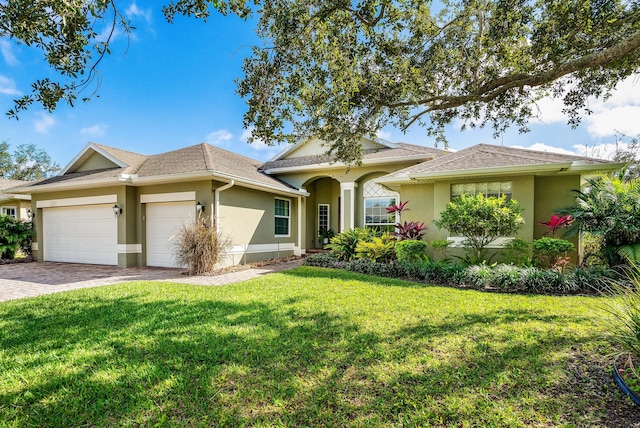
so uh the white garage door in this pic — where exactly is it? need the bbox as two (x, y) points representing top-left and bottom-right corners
(43, 205), (118, 265)
(146, 201), (194, 267)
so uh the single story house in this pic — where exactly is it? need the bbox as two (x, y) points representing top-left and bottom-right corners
(0, 179), (31, 220)
(11, 138), (623, 267)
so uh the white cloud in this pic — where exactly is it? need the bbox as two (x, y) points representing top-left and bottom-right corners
(34, 113), (56, 134)
(0, 75), (20, 96)
(0, 40), (18, 66)
(205, 129), (233, 145)
(508, 143), (578, 156)
(126, 2), (152, 24)
(571, 142), (630, 160)
(376, 130), (392, 140)
(531, 76), (640, 138)
(80, 124), (108, 137)
(240, 127), (280, 159)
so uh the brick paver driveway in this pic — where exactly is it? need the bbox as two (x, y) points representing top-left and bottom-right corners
(0, 259), (303, 302)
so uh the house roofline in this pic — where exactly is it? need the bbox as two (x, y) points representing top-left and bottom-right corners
(262, 153), (437, 175)
(59, 142), (129, 175)
(268, 135), (399, 162)
(10, 170), (309, 197)
(375, 161), (626, 184)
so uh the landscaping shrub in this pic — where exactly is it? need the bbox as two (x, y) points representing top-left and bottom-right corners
(303, 252), (339, 267)
(173, 216), (230, 275)
(462, 263), (494, 289)
(395, 239), (428, 263)
(435, 194), (524, 264)
(490, 263), (524, 290)
(355, 232), (396, 263)
(326, 228), (375, 261)
(0, 216), (32, 259)
(533, 237), (575, 269)
(386, 201), (427, 240)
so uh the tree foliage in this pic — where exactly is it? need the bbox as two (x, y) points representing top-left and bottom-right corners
(565, 175), (640, 266)
(4, 1), (640, 163)
(0, 141), (60, 181)
(435, 194), (524, 264)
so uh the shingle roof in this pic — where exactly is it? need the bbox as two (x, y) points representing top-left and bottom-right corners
(19, 143), (298, 192)
(260, 143), (445, 171)
(383, 144), (618, 179)
(0, 178), (29, 199)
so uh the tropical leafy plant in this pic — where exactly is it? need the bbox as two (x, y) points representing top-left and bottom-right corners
(326, 228), (376, 261)
(434, 194), (524, 264)
(385, 200), (427, 241)
(355, 232), (396, 263)
(564, 176), (640, 266)
(540, 214), (573, 236)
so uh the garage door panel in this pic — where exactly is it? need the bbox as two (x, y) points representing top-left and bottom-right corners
(146, 202), (194, 268)
(43, 205), (118, 265)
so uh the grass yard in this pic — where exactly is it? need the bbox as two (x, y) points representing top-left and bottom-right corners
(0, 266), (638, 427)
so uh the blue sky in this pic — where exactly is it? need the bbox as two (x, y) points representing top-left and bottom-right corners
(0, 1), (639, 168)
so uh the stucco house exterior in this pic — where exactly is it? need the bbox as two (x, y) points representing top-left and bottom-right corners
(0, 179), (31, 221)
(11, 138), (622, 268)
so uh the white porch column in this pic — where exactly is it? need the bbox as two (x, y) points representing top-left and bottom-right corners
(340, 182), (358, 232)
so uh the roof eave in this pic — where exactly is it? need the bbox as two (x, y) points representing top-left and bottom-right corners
(59, 142), (129, 175)
(262, 154), (437, 175)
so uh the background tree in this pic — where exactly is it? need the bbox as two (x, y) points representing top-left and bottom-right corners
(0, 141), (60, 181)
(434, 194), (524, 264)
(4, 1), (640, 163)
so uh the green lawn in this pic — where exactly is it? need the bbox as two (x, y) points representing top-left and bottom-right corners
(0, 267), (636, 426)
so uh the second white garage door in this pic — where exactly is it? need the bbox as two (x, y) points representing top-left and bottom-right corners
(42, 204), (118, 265)
(146, 201), (195, 267)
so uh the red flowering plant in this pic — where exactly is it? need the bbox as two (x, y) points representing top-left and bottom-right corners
(386, 201), (426, 240)
(540, 214), (573, 236)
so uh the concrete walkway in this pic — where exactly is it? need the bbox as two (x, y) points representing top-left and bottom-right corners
(0, 259), (304, 302)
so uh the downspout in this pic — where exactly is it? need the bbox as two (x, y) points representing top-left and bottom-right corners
(214, 180), (234, 228)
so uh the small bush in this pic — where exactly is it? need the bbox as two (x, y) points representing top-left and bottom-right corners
(304, 253), (339, 267)
(462, 264), (494, 289)
(0, 216), (32, 259)
(396, 240), (428, 263)
(533, 237), (575, 269)
(490, 264), (524, 290)
(355, 232), (396, 263)
(173, 217), (230, 275)
(326, 228), (375, 261)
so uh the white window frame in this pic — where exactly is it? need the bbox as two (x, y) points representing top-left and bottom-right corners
(274, 197), (291, 237)
(317, 204), (329, 236)
(1, 206), (17, 219)
(363, 197), (397, 231)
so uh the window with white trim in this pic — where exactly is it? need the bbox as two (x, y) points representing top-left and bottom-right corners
(274, 198), (290, 236)
(363, 180), (397, 232)
(1, 206), (17, 219)
(318, 204), (329, 236)
(451, 181), (512, 201)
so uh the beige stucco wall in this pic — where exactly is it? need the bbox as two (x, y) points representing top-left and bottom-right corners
(219, 185), (299, 265)
(534, 175), (581, 261)
(398, 175), (547, 261)
(75, 153), (118, 172)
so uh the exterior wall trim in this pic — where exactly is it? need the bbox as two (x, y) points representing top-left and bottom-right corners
(36, 194), (117, 208)
(140, 191), (196, 203)
(229, 242), (295, 255)
(117, 244), (142, 254)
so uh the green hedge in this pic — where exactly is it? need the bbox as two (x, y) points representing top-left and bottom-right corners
(303, 253), (617, 295)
